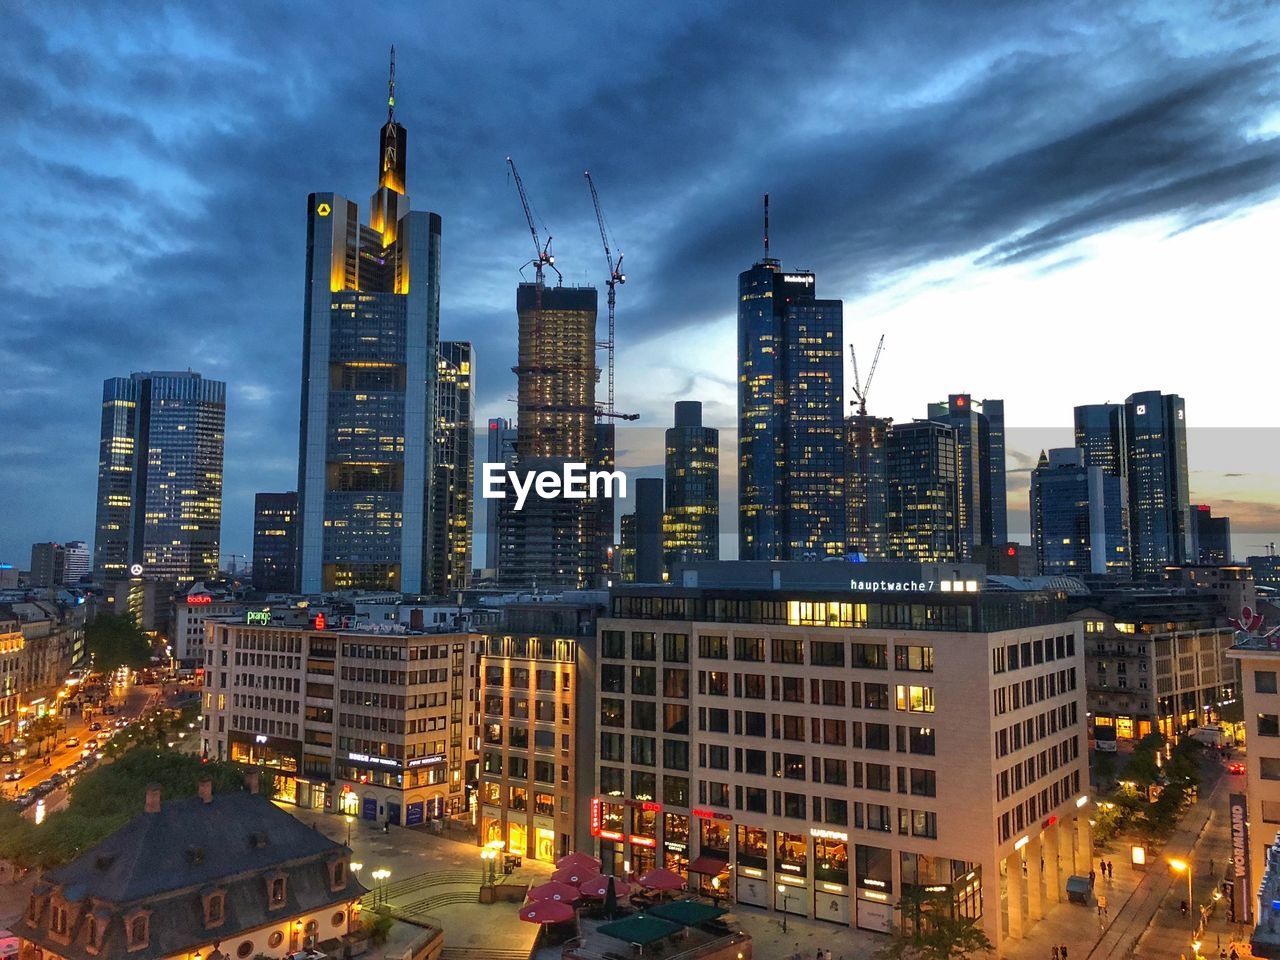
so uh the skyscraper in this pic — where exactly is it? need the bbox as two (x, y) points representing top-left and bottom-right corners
(1189, 504), (1231, 565)
(296, 52), (442, 593)
(93, 371), (226, 582)
(1124, 391), (1191, 576)
(484, 417), (517, 573)
(62, 541), (90, 585)
(29, 543), (64, 589)
(925, 395), (1003, 560)
(1073, 404), (1128, 478)
(632, 477), (665, 584)
(738, 255), (844, 560)
(497, 284), (612, 590)
(1029, 448), (1128, 576)
(663, 401), (719, 568)
(844, 413), (890, 560)
(252, 493), (299, 593)
(428, 341), (474, 596)
(885, 420), (958, 562)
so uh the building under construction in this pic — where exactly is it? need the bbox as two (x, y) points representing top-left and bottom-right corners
(495, 283), (615, 590)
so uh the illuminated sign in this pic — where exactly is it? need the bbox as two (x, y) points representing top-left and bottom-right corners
(692, 809), (733, 821)
(407, 754), (446, 768)
(850, 578), (979, 593)
(348, 752), (399, 769)
(1231, 793), (1252, 924)
(482, 463), (626, 511)
(316, 202), (331, 217)
(861, 878), (887, 889)
(810, 828), (849, 842)
(599, 830), (623, 841)
(629, 836), (657, 848)
(779, 863), (802, 873)
(782, 274), (814, 284)
(129, 563), (144, 577)
(246, 610), (271, 625)
(590, 798), (602, 837)
(254, 735), (268, 744)
(187, 595), (213, 605)
(312, 613), (327, 630)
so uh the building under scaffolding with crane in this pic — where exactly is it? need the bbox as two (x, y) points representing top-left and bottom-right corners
(845, 335), (891, 560)
(493, 160), (618, 590)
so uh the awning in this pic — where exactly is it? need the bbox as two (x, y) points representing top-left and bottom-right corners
(597, 914), (682, 946)
(687, 855), (729, 876)
(649, 899), (727, 927)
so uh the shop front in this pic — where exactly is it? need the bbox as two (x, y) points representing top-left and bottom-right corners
(690, 812), (731, 894)
(228, 732), (301, 803)
(735, 824), (769, 906)
(855, 844), (895, 932)
(663, 813), (690, 878)
(899, 854), (982, 932)
(812, 829), (850, 924)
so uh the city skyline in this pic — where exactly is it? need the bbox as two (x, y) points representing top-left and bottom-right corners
(4, 3), (1280, 565)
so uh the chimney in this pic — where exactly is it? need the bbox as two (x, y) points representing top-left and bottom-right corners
(197, 774), (213, 804)
(244, 770), (261, 795)
(144, 783), (162, 814)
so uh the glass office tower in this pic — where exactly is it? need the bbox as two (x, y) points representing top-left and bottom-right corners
(428, 341), (474, 596)
(925, 395), (1002, 561)
(297, 74), (442, 593)
(885, 419), (958, 562)
(1124, 391), (1191, 576)
(738, 261), (844, 560)
(663, 401), (719, 568)
(1030, 448), (1128, 575)
(252, 492), (299, 592)
(844, 413), (890, 560)
(94, 371), (225, 582)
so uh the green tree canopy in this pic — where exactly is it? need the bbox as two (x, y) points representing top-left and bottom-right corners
(84, 614), (154, 672)
(875, 888), (993, 960)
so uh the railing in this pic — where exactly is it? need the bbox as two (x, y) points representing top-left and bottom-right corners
(563, 930), (750, 960)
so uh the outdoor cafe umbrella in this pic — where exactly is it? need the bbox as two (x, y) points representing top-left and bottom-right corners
(551, 865), (601, 886)
(519, 900), (576, 924)
(636, 867), (685, 892)
(556, 851), (603, 873)
(527, 881), (582, 903)
(581, 874), (633, 898)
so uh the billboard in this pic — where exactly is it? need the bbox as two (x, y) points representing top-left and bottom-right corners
(1230, 793), (1252, 925)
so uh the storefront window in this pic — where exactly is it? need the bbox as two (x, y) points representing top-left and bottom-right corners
(774, 831), (807, 877)
(664, 813), (689, 845)
(814, 836), (849, 884)
(737, 825), (768, 869)
(602, 802), (624, 836)
(634, 808), (657, 839)
(632, 846), (656, 877)
(664, 847), (688, 877)
(856, 844), (893, 893)
(510, 787), (528, 812)
(534, 792), (554, 816)
(700, 819), (730, 856)
(481, 782), (501, 805)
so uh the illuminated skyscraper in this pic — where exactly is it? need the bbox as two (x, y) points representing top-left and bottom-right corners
(297, 50), (442, 593)
(844, 413), (891, 560)
(93, 371), (226, 582)
(1030, 448), (1128, 575)
(663, 401), (719, 568)
(885, 419), (958, 562)
(1123, 391), (1191, 576)
(252, 492), (299, 592)
(1189, 505), (1231, 565)
(738, 258), (845, 560)
(925, 395), (1004, 561)
(428, 341), (474, 596)
(484, 417), (517, 572)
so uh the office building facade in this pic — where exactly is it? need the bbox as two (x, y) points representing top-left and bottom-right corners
(663, 401), (719, 568)
(845, 414), (890, 561)
(738, 261), (845, 561)
(926, 395), (1002, 561)
(885, 420), (958, 562)
(428, 341), (475, 596)
(632, 478), (665, 584)
(297, 81), (442, 594)
(484, 418), (518, 573)
(203, 616), (481, 823)
(1190, 504), (1232, 565)
(252, 492), (299, 593)
(1030, 448), (1128, 576)
(93, 371), (226, 582)
(591, 565), (1090, 950)
(28, 543), (64, 589)
(62, 541), (90, 585)
(1124, 391), (1192, 576)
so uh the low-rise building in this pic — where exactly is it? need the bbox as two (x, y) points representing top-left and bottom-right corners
(478, 594), (605, 863)
(1072, 592), (1238, 746)
(172, 589), (247, 669)
(589, 562), (1091, 951)
(202, 612), (482, 825)
(0, 615), (22, 746)
(4, 600), (85, 705)
(17, 774), (367, 960)
(1163, 563), (1256, 618)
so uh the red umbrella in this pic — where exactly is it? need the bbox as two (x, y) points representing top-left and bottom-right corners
(556, 851), (603, 873)
(551, 866), (601, 886)
(637, 867), (686, 891)
(519, 899), (575, 924)
(528, 881), (582, 903)
(581, 874), (632, 898)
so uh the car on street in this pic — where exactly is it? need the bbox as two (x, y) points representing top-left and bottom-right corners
(3, 769), (22, 782)
(88, 721), (102, 731)
(49, 773), (66, 788)
(34, 780), (55, 796)
(65, 737), (79, 748)
(15, 792), (37, 810)
(0, 751), (13, 764)
(1229, 761), (1246, 775)
(84, 739), (99, 750)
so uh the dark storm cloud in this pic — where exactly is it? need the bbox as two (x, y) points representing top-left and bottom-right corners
(1, 0), (1278, 561)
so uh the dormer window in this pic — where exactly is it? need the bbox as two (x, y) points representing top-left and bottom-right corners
(126, 911), (150, 951)
(327, 857), (347, 892)
(268, 874), (287, 909)
(203, 889), (226, 928)
(50, 906), (68, 936)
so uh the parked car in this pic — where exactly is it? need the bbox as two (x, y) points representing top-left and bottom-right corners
(0, 751), (14, 764)
(65, 738), (79, 748)
(3, 768), (22, 782)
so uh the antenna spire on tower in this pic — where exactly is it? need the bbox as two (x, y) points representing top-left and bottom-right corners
(387, 45), (397, 123)
(763, 193), (770, 259)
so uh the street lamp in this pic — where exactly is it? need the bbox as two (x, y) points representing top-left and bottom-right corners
(480, 847), (497, 886)
(346, 815), (354, 846)
(1169, 858), (1193, 925)
(371, 868), (390, 904)
(776, 884), (792, 933)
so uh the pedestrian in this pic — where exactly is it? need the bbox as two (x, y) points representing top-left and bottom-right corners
(1089, 868), (1096, 888)
(1107, 859), (1114, 879)
(1052, 947), (1060, 960)
(1060, 945), (1068, 960)
(825, 951), (832, 960)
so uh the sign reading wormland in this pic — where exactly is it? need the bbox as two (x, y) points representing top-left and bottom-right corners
(481, 463), (626, 511)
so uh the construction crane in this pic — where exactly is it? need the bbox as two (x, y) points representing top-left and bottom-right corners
(506, 156), (561, 285)
(584, 170), (639, 422)
(849, 334), (885, 417)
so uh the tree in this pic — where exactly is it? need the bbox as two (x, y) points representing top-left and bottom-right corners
(25, 715), (65, 756)
(84, 614), (153, 672)
(875, 889), (993, 960)
(363, 908), (394, 946)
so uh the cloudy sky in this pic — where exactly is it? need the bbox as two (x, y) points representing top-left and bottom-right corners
(3, 0), (1279, 567)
